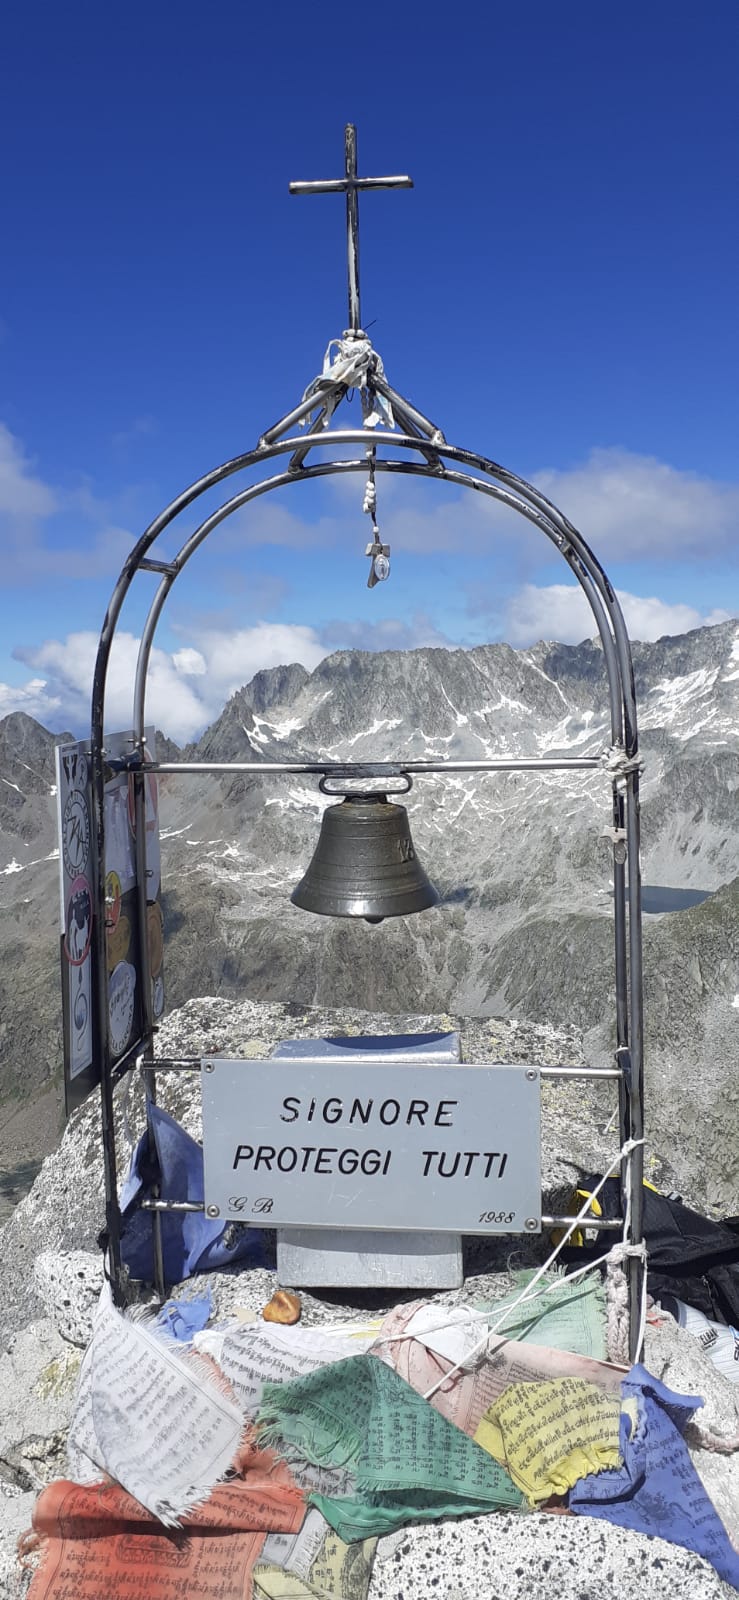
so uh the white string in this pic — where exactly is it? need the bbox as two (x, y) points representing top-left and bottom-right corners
(421, 1137), (645, 1402)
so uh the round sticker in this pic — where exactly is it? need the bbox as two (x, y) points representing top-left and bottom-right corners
(65, 877), (92, 966)
(108, 961), (136, 1056)
(62, 790), (91, 880)
(73, 989), (89, 1035)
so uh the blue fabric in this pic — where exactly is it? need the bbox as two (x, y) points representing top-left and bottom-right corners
(155, 1291), (214, 1341)
(120, 1103), (268, 1283)
(570, 1364), (739, 1591)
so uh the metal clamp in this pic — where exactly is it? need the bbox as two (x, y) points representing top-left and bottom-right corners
(319, 771), (413, 797)
(601, 825), (628, 863)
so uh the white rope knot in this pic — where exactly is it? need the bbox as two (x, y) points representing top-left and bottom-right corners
(606, 1241), (648, 1264)
(601, 745), (644, 785)
(301, 336), (395, 430)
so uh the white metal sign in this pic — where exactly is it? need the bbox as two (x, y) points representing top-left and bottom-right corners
(202, 1058), (541, 1233)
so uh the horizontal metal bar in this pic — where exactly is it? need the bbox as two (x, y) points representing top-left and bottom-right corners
(110, 1035), (147, 1084)
(138, 558), (179, 576)
(540, 1066), (622, 1080)
(138, 1199), (623, 1231)
(139, 1058), (201, 1071)
(146, 757), (603, 776)
(140, 1058), (622, 1079)
(289, 177), (413, 194)
(541, 1215), (623, 1231)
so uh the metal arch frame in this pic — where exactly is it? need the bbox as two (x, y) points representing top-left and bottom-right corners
(90, 408), (646, 1359)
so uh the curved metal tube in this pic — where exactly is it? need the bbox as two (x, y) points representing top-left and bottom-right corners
(89, 422), (644, 1353)
(92, 429), (637, 759)
(132, 454), (624, 749)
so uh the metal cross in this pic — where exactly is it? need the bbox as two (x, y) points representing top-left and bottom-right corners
(290, 124), (413, 334)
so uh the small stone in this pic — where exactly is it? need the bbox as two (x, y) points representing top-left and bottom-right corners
(262, 1289), (301, 1325)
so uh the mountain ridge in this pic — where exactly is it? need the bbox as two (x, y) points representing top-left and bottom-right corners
(1, 617), (737, 1214)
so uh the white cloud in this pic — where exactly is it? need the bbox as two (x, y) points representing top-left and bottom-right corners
(0, 421), (137, 583)
(0, 424), (58, 518)
(0, 677), (62, 723)
(220, 474), (521, 557)
(2, 613), (454, 742)
(172, 647), (207, 676)
(3, 587), (736, 744)
(321, 447), (739, 563)
(533, 448), (739, 559)
(3, 416), (736, 587)
(504, 583), (734, 647)
(7, 625), (331, 744)
(188, 624), (328, 704)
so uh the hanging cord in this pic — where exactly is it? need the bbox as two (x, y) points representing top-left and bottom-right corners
(300, 334), (395, 431)
(420, 1136), (646, 1403)
(363, 446), (390, 587)
(363, 448), (378, 525)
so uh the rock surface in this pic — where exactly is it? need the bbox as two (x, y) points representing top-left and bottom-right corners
(1, 996), (738, 1600)
(370, 1512), (737, 1600)
(0, 1320), (81, 1496)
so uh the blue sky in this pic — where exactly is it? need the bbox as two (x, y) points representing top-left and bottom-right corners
(1, 2), (737, 741)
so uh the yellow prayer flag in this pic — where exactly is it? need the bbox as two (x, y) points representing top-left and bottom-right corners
(474, 1378), (622, 1505)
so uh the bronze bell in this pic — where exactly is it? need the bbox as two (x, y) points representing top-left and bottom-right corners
(291, 793), (439, 924)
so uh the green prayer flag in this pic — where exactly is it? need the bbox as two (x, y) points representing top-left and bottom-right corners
(257, 1353), (522, 1542)
(478, 1269), (607, 1360)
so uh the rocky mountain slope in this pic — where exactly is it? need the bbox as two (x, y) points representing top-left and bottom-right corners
(0, 716), (70, 1213)
(1, 619), (738, 1214)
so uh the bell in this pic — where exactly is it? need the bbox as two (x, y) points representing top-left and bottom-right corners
(291, 793), (439, 923)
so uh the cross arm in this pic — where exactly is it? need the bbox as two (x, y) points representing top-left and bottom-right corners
(289, 177), (413, 194)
